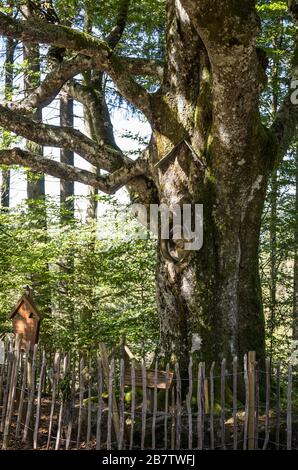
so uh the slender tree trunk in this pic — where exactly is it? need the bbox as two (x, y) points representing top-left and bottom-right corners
(22, 4), (49, 316)
(294, 145), (298, 339)
(268, 50), (280, 358)
(60, 90), (74, 221)
(269, 170), (277, 357)
(23, 29), (46, 212)
(1, 33), (15, 208)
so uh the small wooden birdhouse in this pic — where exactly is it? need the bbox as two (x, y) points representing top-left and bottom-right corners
(9, 288), (42, 350)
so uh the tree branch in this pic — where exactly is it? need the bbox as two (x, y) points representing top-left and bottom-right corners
(0, 103), (125, 171)
(9, 55), (93, 111)
(8, 55), (161, 114)
(123, 57), (163, 78)
(106, 0), (131, 49)
(0, 12), (155, 118)
(67, 79), (120, 149)
(0, 12), (111, 58)
(0, 147), (147, 194)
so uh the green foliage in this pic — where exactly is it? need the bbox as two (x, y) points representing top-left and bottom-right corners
(0, 197), (158, 355)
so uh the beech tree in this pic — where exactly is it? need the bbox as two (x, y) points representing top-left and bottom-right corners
(0, 0), (297, 368)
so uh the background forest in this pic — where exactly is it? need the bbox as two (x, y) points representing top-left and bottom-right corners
(0, 0), (297, 363)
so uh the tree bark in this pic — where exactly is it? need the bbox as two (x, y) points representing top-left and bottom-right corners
(1, 33), (15, 209)
(22, 5), (46, 211)
(149, 0), (268, 368)
(60, 90), (74, 221)
(294, 145), (298, 339)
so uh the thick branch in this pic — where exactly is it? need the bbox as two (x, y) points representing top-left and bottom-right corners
(0, 13), (111, 58)
(0, 103), (124, 171)
(0, 148), (147, 194)
(0, 13), (155, 117)
(9, 55), (161, 113)
(67, 80), (119, 149)
(9, 55), (93, 111)
(124, 57), (163, 78)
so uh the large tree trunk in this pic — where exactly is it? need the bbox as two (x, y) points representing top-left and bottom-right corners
(147, 0), (269, 368)
(153, 139), (267, 369)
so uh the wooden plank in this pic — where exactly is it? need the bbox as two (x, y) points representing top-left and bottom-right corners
(186, 356), (193, 450)
(107, 358), (114, 450)
(262, 357), (270, 450)
(243, 354), (248, 450)
(2, 335), (21, 449)
(124, 367), (173, 390)
(152, 361), (158, 450)
(33, 350), (46, 449)
(164, 363), (170, 450)
(86, 354), (92, 449)
(96, 357), (103, 450)
(47, 352), (60, 449)
(99, 343), (120, 446)
(255, 367), (259, 450)
(175, 363), (181, 450)
(119, 357), (125, 450)
(124, 345), (141, 368)
(0, 340), (7, 404)
(275, 361), (281, 450)
(22, 343), (38, 444)
(16, 341), (30, 439)
(170, 385), (176, 450)
(65, 358), (76, 450)
(220, 358), (226, 450)
(232, 356), (238, 450)
(287, 363), (292, 450)
(141, 359), (147, 450)
(0, 340), (13, 433)
(197, 362), (202, 450)
(210, 362), (215, 450)
(76, 356), (84, 449)
(248, 351), (256, 450)
(129, 359), (136, 450)
(201, 362), (206, 443)
(204, 379), (209, 414)
(55, 354), (67, 450)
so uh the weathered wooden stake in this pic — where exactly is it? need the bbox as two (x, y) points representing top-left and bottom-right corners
(129, 359), (136, 450)
(2, 335), (21, 449)
(33, 350), (46, 449)
(248, 351), (256, 450)
(287, 363), (292, 450)
(96, 357), (103, 450)
(186, 356), (193, 450)
(220, 358), (226, 450)
(164, 363), (170, 450)
(262, 357), (270, 450)
(141, 359), (147, 450)
(232, 356), (237, 450)
(210, 362), (215, 450)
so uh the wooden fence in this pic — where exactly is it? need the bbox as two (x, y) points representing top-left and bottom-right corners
(0, 336), (297, 450)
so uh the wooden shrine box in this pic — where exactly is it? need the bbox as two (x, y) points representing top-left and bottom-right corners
(9, 291), (42, 351)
